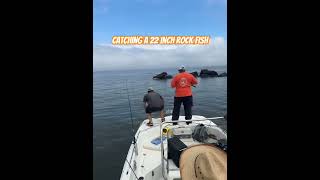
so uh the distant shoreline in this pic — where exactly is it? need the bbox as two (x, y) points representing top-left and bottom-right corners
(93, 65), (227, 73)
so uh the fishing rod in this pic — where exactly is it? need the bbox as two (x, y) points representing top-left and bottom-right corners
(206, 117), (224, 120)
(125, 80), (136, 144)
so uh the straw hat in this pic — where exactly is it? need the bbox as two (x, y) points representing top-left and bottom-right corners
(179, 144), (227, 180)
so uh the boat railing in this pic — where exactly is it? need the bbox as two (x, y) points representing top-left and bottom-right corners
(159, 117), (225, 180)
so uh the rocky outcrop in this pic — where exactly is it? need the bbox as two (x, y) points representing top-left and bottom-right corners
(199, 69), (218, 78)
(166, 75), (173, 79)
(152, 70), (226, 79)
(153, 72), (173, 80)
(218, 72), (227, 77)
(190, 71), (199, 77)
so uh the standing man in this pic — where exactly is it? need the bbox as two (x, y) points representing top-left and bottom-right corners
(143, 87), (165, 126)
(171, 66), (198, 125)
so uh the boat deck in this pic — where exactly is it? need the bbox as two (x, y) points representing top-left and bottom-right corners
(120, 115), (220, 180)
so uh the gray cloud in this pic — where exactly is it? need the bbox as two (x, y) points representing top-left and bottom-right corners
(93, 37), (227, 71)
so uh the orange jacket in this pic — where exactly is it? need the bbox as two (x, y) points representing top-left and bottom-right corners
(171, 72), (198, 97)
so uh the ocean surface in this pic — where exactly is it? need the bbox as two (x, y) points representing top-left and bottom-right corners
(93, 67), (227, 180)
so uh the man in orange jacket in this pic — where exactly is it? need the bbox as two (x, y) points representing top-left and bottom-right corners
(171, 66), (198, 125)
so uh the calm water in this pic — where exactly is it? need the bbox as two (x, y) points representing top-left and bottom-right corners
(93, 67), (227, 180)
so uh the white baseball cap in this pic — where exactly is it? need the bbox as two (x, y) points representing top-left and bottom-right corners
(178, 65), (185, 71)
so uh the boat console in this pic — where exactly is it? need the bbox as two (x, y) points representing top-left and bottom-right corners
(159, 118), (227, 180)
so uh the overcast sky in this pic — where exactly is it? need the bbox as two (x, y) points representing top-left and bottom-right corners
(94, 0), (227, 71)
(93, 37), (226, 71)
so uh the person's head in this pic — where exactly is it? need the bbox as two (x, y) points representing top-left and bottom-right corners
(178, 65), (186, 73)
(147, 87), (154, 93)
